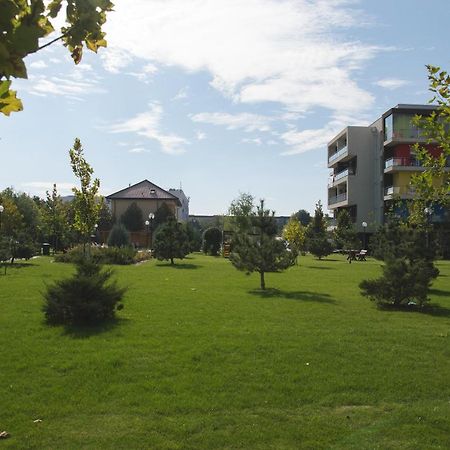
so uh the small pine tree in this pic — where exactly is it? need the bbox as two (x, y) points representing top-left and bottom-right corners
(120, 202), (144, 232)
(107, 223), (131, 248)
(153, 217), (190, 264)
(203, 227), (222, 255)
(154, 202), (175, 230)
(306, 201), (332, 259)
(230, 199), (295, 290)
(43, 259), (126, 325)
(360, 219), (439, 309)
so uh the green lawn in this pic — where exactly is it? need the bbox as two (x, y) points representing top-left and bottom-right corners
(1, 254), (450, 449)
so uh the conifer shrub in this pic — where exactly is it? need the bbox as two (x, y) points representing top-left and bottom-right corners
(43, 259), (126, 325)
(107, 223), (131, 248)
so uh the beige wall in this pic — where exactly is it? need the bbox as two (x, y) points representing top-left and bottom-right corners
(111, 199), (178, 223)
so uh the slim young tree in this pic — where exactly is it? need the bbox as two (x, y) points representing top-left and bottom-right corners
(230, 199), (295, 290)
(69, 138), (101, 256)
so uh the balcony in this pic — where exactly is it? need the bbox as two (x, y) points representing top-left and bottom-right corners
(328, 168), (354, 187)
(384, 185), (415, 200)
(328, 146), (348, 166)
(384, 128), (427, 146)
(328, 192), (348, 206)
(384, 157), (423, 173)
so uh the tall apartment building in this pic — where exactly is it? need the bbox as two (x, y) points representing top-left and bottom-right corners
(327, 104), (442, 232)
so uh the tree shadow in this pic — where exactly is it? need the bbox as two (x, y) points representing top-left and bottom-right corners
(429, 288), (450, 297)
(1, 261), (37, 269)
(248, 288), (335, 304)
(377, 303), (450, 318)
(60, 317), (129, 339)
(304, 266), (334, 270)
(155, 263), (201, 270)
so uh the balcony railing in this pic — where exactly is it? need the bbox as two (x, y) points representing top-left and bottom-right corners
(328, 146), (348, 164)
(328, 192), (347, 205)
(384, 186), (415, 197)
(384, 128), (425, 142)
(384, 157), (422, 169)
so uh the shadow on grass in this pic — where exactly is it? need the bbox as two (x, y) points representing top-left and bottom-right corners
(1, 262), (37, 272)
(248, 288), (335, 304)
(303, 265), (334, 270)
(429, 288), (450, 297)
(155, 263), (201, 270)
(377, 303), (450, 318)
(60, 317), (129, 339)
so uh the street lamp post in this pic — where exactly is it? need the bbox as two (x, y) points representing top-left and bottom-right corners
(145, 220), (150, 248)
(362, 221), (368, 250)
(424, 207), (433, 249)
(0, 205), (3, 232)
(148, 213), (155, 249)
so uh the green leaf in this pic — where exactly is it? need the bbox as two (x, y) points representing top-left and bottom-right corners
(0, 81), (24, 116)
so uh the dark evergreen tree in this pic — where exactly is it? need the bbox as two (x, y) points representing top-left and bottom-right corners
(120, 202), (144, 232)
(43, 259), (126, 325)
(153, 202), (175, 230)
(360, 219), (439, 309)
(107, 223), (131, 248)
(184, 222), (202, 252)
(230, 199), (295, 290)
(203, 227), (222, 255)
(153, 217), (190, 264)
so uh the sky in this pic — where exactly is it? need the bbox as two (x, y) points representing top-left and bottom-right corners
(1, 0), (449, 215)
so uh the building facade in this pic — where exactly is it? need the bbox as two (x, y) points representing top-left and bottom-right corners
(168, 188), (190, 222)
(327, 104), (444, 232)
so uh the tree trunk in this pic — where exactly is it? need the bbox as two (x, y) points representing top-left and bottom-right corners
(260, 271), (265, 290)
(171, 257), (174, 265)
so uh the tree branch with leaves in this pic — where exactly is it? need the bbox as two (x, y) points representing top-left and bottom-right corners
(0, 0), (114, 116)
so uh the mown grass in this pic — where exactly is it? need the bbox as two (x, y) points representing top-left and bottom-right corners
(1, 254), (450, 449)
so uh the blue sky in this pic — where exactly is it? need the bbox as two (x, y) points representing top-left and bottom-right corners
(1, 0), (449, 215)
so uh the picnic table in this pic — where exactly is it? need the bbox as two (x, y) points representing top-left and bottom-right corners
(347, 249), (367, 263)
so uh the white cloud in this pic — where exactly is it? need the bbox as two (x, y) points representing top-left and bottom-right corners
(374, 78), (410, 90)
(103, 0), (377, 114)
(128, 147), (150, 154)
(29, 60), (48, 69)
(107, 103), (188, 154)
(241, 137), (262, 146)
(191, 112), (274, 132)
(280, 113), (370, 155)
(21, 182), (75, 197)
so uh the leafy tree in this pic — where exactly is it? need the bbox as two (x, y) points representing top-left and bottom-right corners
(0, 191), (23, 237)
(282, 217), (305, 261)
(42, 184), (67, 251)
(153, 217), (190, 265)
(334, 209), (359, 250)
(230, 199), (295, 290)
(69, 138), (101, 255)
(228, 192), (255, 233)
(153, 202), (175, 230)
(1, 0), (114, 116)
(203, 227), (222, 256)
(43, 259), (125, 325)
(409, 65), (450, 226)
(107, 223), (131, 248)
(293, 209), (312, 226)
(120, 202), (144, 232)
(306, 201), (332, 259)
